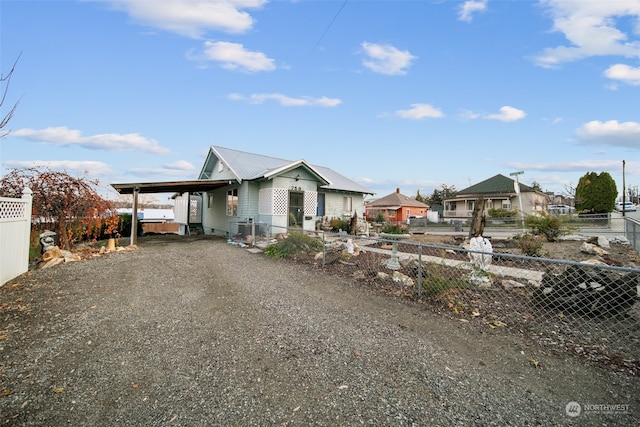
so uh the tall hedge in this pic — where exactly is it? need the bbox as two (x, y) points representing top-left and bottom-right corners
(575, 171), (617, 213)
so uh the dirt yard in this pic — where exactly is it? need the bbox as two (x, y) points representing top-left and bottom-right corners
(1, 234), (638, 426)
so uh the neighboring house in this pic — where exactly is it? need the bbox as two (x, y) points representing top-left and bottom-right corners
(443, 174), (547, 221)
(365, 188), (429, 224)
(170, 146), (374, 237)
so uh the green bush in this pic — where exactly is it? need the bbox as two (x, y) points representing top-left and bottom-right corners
(264, 232), (323, 259)
(422, 263), (468, 296)
(381, 224), (408, 234)
(329, 218), (351, 234)
(514, 233), (545, 257)
(524, 212), (566, 242)
(117, 213), (143, 237)
(375, 212), (386, 223)
(488, 208), (517, 218)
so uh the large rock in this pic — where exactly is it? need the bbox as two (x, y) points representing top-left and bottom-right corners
(41, 246), (62, 261)
(580, 242), (608, 257)
(533, 264), (638, 317)
(39, 246), (81, 269)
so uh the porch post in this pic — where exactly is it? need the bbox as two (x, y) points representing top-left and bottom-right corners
(131, 187), (139, 246)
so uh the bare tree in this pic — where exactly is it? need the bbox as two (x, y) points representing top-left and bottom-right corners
(0, 52), (22, 137)
(562, 183), (577, 206)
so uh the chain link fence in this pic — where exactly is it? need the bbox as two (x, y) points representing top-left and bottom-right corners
(248, 226), (640, 372)
(625, 216), (640, 255)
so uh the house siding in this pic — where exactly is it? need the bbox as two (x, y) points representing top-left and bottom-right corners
(206, 158), (237, 181)
(202, 186), (231, 236)
(324, 192), (364, 219)
(197, 152), (371, 236)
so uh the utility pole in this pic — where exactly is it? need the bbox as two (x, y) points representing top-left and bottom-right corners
(622, 160), (626, 217)
(510, 171), (525, 233)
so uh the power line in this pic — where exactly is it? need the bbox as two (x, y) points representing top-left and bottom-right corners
(311, 0), (348, 53)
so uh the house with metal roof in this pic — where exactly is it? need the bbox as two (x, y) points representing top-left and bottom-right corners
(442, 174), (547, 222)
(171, 146), (374, 237)
(365, 188), (429, 224)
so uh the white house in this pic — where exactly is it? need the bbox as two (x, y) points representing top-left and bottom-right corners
(443, 174), (547, 221)
(113, 146), (373, 241)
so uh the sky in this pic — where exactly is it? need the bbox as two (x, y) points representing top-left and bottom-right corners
(1, 0), (639, 204)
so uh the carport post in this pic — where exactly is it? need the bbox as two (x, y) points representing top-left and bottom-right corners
(131, 187), (139, 246)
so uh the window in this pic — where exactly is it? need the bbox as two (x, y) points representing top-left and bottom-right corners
(208, 193), (214, 208)
(343, 196), (353, 214)
(218, 161), (224, 172)
(316, 193), (325, 216)
(226, 188), (238, 216)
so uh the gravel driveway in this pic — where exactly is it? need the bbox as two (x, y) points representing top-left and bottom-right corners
(1, 235), (638, 426)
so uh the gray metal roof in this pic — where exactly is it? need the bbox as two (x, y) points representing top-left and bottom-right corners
(208, 146), (373, 195)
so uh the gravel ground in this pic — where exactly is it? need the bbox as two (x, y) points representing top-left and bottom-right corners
(1, 234), (638, 426)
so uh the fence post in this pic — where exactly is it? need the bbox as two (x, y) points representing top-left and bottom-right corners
(22, 187), (33, 266)
(322, 232), (326, 268)
(417, 244), (422, 297)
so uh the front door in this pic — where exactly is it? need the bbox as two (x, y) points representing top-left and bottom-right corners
(288, 191), (304, 228)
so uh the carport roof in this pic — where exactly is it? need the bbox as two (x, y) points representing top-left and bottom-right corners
(111, 180), (229, 195)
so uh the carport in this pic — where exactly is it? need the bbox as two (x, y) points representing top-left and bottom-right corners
(111, 180), (229, 245)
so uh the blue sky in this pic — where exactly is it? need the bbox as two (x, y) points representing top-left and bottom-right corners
(1, 0), (639, 203)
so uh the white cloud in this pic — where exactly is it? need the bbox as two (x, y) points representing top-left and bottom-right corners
(458, 0), (488, 22)
(604, 63), (640, 86)
(508, 160), (626, 172)
(227, 93), (342, 107)
(576, 120), (640, 148)
(458, 109), (482, 121)
(361, 42), (416, 75)
(94, 0), (267, 38)
(164, 160), (195, 171)
(533, 0), (640, 67)
(190, 41), (276, 72)
(485, 106), (526, 122)
(125, 160), (196, 177)
(10, 127), (171, 154)
(127, 167), (192, 177)
(394, 103), (444, 120)
(2, 160), (113, 176)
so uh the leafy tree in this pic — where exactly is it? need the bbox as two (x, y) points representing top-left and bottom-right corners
(415, 189), (427, 204)
(575, 171), (617, 213)
(530, 181), (542, 192)
(426, 184), (457, 205)
(0, 167), (118, 249)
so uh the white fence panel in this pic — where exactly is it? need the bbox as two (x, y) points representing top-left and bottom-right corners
(0, 188), (33, 285)
(174, 193), (189, 224)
